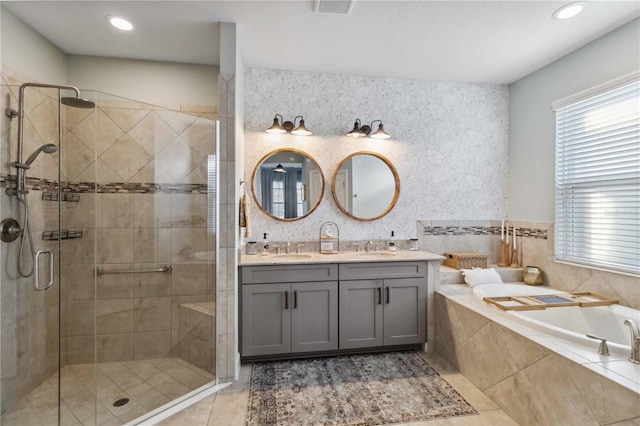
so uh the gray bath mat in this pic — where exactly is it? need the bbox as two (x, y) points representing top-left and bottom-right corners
(245, 351), (478, 425)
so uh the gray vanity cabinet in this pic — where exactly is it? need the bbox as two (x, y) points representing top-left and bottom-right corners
(382, 277), (427, 345)
(291, 281), (338, 353)
(241, 264), (339, 357)
(242, 283), (291, 356)
(338, 262), (427, 349)
(338, 280), (384, 348)
(241, 261), (427, 358)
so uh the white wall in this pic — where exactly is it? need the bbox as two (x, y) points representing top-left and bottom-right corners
(0, 6), (67, 83)
(67, 56), (219, 106)
(245, 68), (509, 242)
(508, 18), (640, 222)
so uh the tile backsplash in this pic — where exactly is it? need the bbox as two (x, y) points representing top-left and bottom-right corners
(422, 218), (639, 309)
(243, 68), (509, 242)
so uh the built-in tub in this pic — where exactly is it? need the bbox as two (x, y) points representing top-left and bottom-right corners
(473, 283), (640, 353)
(436, 283), (640, 425)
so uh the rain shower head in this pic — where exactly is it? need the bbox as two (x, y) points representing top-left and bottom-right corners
(25, 144), (58, 166)
(61, 97), (95, 109)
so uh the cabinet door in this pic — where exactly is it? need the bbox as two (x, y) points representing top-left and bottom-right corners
(291, 282), (338, 353)
(383, 277), (427, 346)
(339, 280), (383, 349)
(241, 283), (291, 357)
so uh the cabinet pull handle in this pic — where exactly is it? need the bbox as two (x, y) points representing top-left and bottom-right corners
(378, 287), (382, 305)
(386, 287), (390, 304)
(294, 290), (298, 309)
(284, 291), (289, 310)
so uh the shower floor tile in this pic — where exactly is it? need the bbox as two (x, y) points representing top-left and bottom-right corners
(2, 358), (214, 426)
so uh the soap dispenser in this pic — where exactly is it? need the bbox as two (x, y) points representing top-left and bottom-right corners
(261, 233), (270, 255)
(388, 231), (397, 252)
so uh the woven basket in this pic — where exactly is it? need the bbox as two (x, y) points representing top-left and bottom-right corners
(444, 251), (488, 269)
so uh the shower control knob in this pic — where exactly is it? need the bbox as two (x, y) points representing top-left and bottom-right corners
(1, 218), (23, 243)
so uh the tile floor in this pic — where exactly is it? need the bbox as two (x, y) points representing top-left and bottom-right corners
(1, 358), (214, 426)
(159, 352), (520, 426)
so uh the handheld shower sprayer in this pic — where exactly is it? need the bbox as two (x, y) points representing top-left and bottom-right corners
(4, 82), (94, 278)
(24, 144), (58, 167)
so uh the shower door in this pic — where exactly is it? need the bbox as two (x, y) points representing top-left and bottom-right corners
(1, 82), (217, 425)
(0, 82), (98, 425)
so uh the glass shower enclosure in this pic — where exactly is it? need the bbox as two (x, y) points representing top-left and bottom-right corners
(0, 79), (218, 425)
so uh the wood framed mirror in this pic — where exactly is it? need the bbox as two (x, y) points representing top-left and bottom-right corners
(251, 148), (324, 221)
(331, 151), (400, 221)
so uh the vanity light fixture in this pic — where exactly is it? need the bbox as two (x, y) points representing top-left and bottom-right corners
(552, 2), (585, 20)
(346, 119), (391, 139)
(265, 114), (312, 136)
(107, 15), (134, 31)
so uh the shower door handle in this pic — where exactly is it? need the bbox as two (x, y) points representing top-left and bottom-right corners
(34, 249), (54, 291)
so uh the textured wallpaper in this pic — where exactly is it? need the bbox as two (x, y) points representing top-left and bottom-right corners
(244, 68), (509, 243)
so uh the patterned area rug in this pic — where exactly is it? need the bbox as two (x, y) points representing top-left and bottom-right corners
(245, 351), (478, 425)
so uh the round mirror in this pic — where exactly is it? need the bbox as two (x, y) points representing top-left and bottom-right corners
(332, 151), (400, 221)
(252, 148), (324, 221)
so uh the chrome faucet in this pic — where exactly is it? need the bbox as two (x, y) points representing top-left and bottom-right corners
(623, 319), (640, 364)
(365, 240), (374, 253)
(350, 242), (362, 253)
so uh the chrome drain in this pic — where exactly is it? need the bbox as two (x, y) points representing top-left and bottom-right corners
(113, 398), (129, 407)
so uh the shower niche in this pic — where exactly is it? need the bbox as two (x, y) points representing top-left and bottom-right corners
(0, 79), (219, 425)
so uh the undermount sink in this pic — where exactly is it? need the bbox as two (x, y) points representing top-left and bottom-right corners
(355, 251), (397, 257)
(274, 254), (313, 259)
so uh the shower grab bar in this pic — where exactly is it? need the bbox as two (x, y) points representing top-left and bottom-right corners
(95, 265), (172, 276)
(34, 249), (54, 291)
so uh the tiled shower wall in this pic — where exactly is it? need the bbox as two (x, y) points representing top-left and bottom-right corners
(0, 68), (218, 411)
(419, 218), (639, 309)
(59, 90), (218, 366)
(61, 191), (216, 365)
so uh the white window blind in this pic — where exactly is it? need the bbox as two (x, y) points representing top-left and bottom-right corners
(554, 77), (640, 275)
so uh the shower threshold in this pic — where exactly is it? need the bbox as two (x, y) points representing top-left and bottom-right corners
(2, 358), (214, 426)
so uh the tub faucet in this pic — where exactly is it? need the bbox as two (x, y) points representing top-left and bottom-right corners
(586, 334), (610, 356)
(623, 319), (640, 364)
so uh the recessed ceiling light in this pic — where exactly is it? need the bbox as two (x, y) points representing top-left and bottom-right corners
(552, 2), (585, 20)
(107, 15), (134, 31)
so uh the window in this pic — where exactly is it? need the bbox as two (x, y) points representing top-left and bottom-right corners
(553, 73), (640, 275)
(271, 178), (285, 218)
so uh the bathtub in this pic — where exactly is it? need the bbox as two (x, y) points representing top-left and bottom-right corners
(473, 283), (640, 353)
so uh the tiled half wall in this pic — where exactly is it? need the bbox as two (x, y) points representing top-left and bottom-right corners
(420, 219), (638, 309)
(434, 292), (640, 425)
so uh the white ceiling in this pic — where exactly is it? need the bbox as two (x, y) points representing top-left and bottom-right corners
(3, 1), (639, 84)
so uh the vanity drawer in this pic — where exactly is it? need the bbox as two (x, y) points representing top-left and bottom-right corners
(241, 264), (338, 284)
(339, 261), (426, 280)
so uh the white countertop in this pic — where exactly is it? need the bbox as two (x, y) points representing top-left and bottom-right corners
(240, 250), (444, 266)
